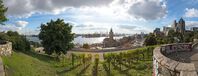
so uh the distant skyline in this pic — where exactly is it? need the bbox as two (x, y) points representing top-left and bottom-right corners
(1, 0), (198, 35)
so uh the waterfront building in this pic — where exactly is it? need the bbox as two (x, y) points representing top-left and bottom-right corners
(103, 28), (118, 47)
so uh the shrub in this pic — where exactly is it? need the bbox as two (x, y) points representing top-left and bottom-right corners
(0, 31), (30, 51)
(82, 43), (90, 49)
(135, 63), (147, 70)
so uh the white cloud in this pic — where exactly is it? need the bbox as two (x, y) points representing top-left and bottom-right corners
(128, 0), (167, 20)
(3, 0), (114, 18)
(184, 8), (198, 17)
(0, 20), (28, 34)
(72, 23), (111, 34)
(0, 25), (24, 34)
(186, 21), (198, 27)
(2, 0), (168, 34)
(117, 25), (137, 30)
(0, 25), (19, 32)
(69, 7), (132, 25)
(3, 0), (167, 20)
(75, 24), (94, 28)
(15, 21), (28, 28)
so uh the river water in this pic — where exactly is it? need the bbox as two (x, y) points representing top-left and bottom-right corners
(26, 36), (123, 45)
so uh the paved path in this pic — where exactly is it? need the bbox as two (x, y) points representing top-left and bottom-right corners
(190, 47), (198, 72)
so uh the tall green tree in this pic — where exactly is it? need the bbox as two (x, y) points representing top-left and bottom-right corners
(39, 19), (74, 55)
(0, 0), (8, 24)
(184, 32), (194, 42)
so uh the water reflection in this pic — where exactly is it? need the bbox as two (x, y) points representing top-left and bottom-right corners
(26, 36), (123, 45)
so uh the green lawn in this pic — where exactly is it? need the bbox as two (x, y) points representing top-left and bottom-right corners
(2, 52), (56, 76)
(1, 50), (153, 76)
(1, 51), (89, 76)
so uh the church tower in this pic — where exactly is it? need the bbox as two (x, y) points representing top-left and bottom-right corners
(109, 28), (114, 40)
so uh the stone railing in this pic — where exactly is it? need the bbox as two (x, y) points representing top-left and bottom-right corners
(0, 41), (12, 56)
(153, 43), (197, 76)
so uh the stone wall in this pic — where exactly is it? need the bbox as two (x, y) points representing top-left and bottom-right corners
(153, 43), (197, 76)
(0, 57), (4, 76)
(194, 39), (198, 43)
(0, 41), (12, 76)
(0, 41), (12, 56)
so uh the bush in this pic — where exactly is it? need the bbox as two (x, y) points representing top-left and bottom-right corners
(135, 63), (147, 70)
(144, 34), (157, 46)
(82, 43), (90, 49)
(0, 31), (30, 51)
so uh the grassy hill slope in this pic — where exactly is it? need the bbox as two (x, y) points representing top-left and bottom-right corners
(2, 52), (56, 76)
(0, 46), (155, 76)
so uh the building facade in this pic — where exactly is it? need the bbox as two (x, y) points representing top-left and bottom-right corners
(109, 28), (114, 40)
(172, 18), (185, 34)
(163, 26), (172, 36)
(191, 27), (198, 31)
(103, 28), (118, 47)
(163, 18), (186, 36)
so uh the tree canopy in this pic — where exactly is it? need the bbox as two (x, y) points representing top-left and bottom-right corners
(0, 0), (8, 24)
(144, 34), (157, 46)
(144, 30), (198, 46)
(0, 31), (30, 51)
(82, 43), (90, 49)
(39, 19), (74, 55)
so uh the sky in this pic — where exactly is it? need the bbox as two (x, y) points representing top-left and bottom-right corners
(1, 0), (198, 35)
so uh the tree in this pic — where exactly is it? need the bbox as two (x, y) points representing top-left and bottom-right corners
(39, 19), (74, 55)
(0, 0), (8, 24)
(0, 32), (8, 43)
(82, 43), (90, 49)
(0, 31), (30, 51)
(144, 34), (157, 46)
(0, 0), (8, 44)
(193, 33), (198, 39)
(184, 32), (194, 42)
(166, 30), (184, 43)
